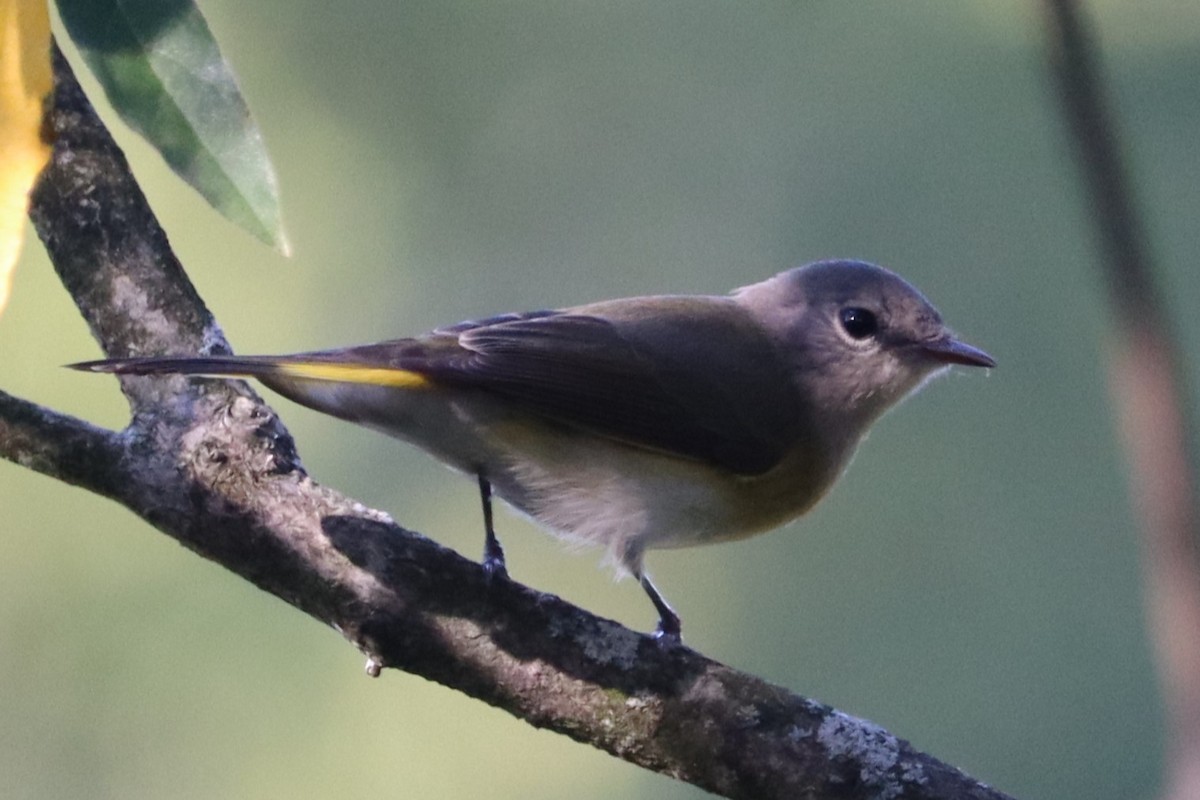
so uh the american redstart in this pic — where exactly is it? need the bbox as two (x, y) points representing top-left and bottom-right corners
(72, 259), (994, 640)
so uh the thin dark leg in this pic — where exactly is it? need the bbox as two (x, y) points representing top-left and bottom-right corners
(478, 474), (508, 581)
(639, 572), (682, 644)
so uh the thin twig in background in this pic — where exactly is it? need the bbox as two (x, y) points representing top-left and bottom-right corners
(1040, 2), (1200, 797)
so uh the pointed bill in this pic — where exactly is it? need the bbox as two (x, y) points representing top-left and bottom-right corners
(922, 336), (996, 368)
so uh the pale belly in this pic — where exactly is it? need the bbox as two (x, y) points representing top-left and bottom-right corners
(261, 375), (846, 574)
(481, 416), (844, 573)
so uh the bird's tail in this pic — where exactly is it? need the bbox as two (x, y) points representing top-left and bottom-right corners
(67, 355), (287, 379)
(68, 354), (433, 392)
(72, 352), (437, 434)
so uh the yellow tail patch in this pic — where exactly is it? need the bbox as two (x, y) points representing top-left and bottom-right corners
(276, 363), (432, 389)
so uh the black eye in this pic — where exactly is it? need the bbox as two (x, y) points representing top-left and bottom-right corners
(839, 307), (878, 340)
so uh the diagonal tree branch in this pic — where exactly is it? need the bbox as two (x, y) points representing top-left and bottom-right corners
(0, 389), (123, 494)
(1, 42), (1016, 800)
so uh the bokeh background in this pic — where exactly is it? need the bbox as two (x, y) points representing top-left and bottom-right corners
(3, 1), (1198, 797)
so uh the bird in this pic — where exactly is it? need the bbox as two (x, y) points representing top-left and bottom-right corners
(71, 259), (994, 641)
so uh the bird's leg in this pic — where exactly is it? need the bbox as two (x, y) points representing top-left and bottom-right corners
(638, 572), (682, 645)
(478, 474), (508, 582)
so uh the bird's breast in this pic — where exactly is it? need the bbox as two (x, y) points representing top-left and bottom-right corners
(480, 416), (848, 561)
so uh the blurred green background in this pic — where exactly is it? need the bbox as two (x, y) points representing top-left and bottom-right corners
(3, 1), (1197, 797)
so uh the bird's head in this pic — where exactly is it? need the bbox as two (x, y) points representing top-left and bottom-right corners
(735, 259), (994, 439)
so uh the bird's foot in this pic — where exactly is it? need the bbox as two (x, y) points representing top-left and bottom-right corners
(651, 613), (683, 649)
(482, 538), (509, 585)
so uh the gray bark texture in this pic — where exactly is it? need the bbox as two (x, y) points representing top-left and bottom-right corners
(0, 44), (1016, 800)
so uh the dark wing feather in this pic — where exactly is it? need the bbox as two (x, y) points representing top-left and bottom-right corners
(323, 304), (805, 475)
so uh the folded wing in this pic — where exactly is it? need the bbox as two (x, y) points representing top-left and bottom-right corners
(347, 303), (806, 476)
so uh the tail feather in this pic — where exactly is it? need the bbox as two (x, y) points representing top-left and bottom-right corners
(67, 355), (286, 378)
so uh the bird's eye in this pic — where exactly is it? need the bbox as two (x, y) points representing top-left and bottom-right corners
(838, 307), (878, 340)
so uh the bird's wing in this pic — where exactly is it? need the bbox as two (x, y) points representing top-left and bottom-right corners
(326, 301), (806, 476)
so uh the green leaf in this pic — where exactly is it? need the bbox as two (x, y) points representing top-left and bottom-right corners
(57, 0), (290, 254)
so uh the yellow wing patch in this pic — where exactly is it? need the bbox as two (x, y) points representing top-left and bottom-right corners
(276, 362), (432, 389)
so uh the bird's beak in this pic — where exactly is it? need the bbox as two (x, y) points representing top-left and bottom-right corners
(922, 336), (996, 368)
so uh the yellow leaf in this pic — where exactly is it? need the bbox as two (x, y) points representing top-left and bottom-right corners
(0, 0), (52, 318)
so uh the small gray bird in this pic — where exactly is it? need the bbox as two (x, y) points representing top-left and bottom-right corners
(73, 259), (994, 640)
